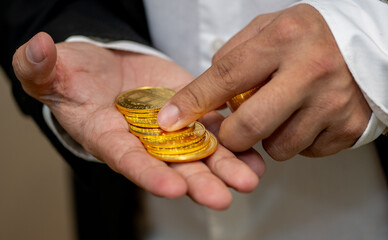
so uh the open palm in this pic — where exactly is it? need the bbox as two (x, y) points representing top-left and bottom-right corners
(12, 32), (265, 210)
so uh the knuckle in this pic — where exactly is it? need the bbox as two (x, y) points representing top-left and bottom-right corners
(300, 128), (354, 158)
(237, 107), (268, 140)
(340, 123), (365, 143)
(250, 12), (277, 33)
(212, 51), (223, 64)
(214, 60), (234, 85)
(303, 51), (343, 81)
(184, 88), (206, 114)
(270, 14), (307, 44)
(252, 13), (271, 24)
(212, 58), (240, 94)
(180, 85), (208, 115)
(300, 145), (323, 158)
(263, 133), (300, 161)
(322, 96), (348, 115)
(262, 141), (289, 161)
(324, 94), (356, 123)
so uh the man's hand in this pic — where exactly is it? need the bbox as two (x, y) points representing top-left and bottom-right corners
(12, 32), (265, 210)
(157, 4), (372, 160)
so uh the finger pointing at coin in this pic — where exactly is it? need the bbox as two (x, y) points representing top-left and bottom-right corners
(158, 5), (371, 160)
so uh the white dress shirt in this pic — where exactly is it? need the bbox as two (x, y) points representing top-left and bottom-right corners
(44, 0), (388, 239)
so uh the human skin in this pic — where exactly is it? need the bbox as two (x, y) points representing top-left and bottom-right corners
(12, 32), (265, 210)
(158, 4), (372, 160)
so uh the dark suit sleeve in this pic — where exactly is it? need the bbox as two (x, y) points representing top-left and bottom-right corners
(375, 135), (388, 178)
(0, 1), (150, 239)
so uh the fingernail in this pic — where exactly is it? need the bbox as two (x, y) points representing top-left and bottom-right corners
(158, 104), (180, 130)
(26, 35), (46, 63)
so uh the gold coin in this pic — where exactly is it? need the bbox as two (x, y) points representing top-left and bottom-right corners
(129, 122), (195, 138)
(128, 124), (164, 137)
(126, 121), (160, 128)
(139, 123), (195, 143)
(227, 86), (260, 112)
(140, 122), (205, 143)
(116, 87), (176, 111)
(116, 104), (160, 116)
(144, 132), (207, 150)
(125, 115), (158, 125)
(117, 106), (159, 117)
(127, 112), (159, 119)
(125, 115), (160, 128)
(143, 132), (204, 148)
(145, 132), (208, 154)
(147, 133), (218, 162)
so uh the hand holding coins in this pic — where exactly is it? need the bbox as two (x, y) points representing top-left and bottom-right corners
(12, 32), (261, 209)
(115, 87), (217, 162)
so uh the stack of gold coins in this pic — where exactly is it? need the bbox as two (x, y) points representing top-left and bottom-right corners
(115, 87), (217, 162)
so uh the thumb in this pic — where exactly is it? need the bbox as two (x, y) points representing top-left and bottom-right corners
(12, 32), (57, 100)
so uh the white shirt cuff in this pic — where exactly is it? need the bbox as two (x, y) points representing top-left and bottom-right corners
(65, 35), (171, 60)
(351, 113), (387, 149)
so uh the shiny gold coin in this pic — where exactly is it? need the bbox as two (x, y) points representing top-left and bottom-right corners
(140, 122), (205, 143)
(116, 87), (176, 111)
(125, 115), (159, 128)
(147, 133), (218, 162)
(125, 115), (158, 125)
(127, 112), (159, 118)
(126, 121), (160, 128)
(227, 86), (260, 112)
(129, 122), (195, 138)
(128, 124), (164, 137)
(143, 132), (204, 148)
(116, 104), (160, 116)
(144, 132), (207, 150)
(117, 104), (159, 114)
(138, 123), (195, 143)
(145, 132), (208, 154)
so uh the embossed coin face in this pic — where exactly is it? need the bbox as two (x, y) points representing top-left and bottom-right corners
(116, 87), (176, 111)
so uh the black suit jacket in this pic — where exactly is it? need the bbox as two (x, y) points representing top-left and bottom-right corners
(1, 1), (387, 239)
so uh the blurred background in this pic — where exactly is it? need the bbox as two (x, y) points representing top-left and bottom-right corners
(0, 67), (75, 240)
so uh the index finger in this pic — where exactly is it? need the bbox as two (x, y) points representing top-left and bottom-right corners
(157, 34), (279, 132)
